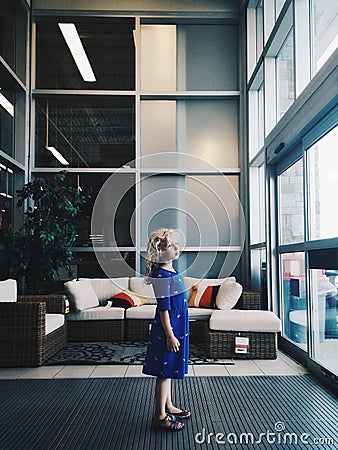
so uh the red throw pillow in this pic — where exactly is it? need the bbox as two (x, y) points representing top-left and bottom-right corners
(188, 284), (220, 308)
(109, 290), (146, 309)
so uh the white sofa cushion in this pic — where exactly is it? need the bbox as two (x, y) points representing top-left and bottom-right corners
(125, 304), (157, 319)
(64, 280), (99, 312)
(215, 281), (243, 310)
(67, 306), (125, 321)
(79, 278), (129, 304)
(209, 310), (281, 332)
(0, 279), (17, 302)
(45, 314), (65, 335)
(129, 277), (156, 304)
(188, 307), (213, 321)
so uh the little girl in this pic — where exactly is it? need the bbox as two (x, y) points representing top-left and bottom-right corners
(142, 228), (190, 431)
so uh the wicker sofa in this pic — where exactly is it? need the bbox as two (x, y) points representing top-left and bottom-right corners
(0, 280), (67, 367)
(62, 277), (281, 359)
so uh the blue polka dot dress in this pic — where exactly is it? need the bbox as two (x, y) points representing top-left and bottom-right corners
(142, 268), (189, 379)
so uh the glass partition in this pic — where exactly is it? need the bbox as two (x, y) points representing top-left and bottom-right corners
(0, 0), (27, 82)
(307, 125), (338, 240)
(140, 24), (238, 91)
(36, 18), (135, 90)
(276, 29), (294, 119)
(278, 158), (304, 245)
(140, 251), (240, 279)
(309, 267), (338, 374)
(35, 96), (135, 168)
(39, 172), (135, 248)
(71, 251), (135, 279)
(140, 174), (241, 248)
(140, 25), (176, 91)
(312, 0), (338, 73)
(281, 252), (307, 350)
(0, 87), (14, 157)
(140, 99), (238, 169)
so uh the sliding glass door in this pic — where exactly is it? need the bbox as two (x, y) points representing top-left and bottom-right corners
(276, 121), (338, 377)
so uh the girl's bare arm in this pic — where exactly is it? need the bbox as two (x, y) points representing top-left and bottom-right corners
(159, 310), (180, 352)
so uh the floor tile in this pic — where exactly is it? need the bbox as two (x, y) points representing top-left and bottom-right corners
(227, 363), (264, 376)
(90, 365), (128, 378)
(124, 365), (150, 377)
(54, 365), (96, 378)
(255, 360), (300, 375)
(0, 349), (310, 379)
(19, 366), (64, 379)
(186, 365), (195, 376)
(0, 368), (29, 379)
(193, 365), (229, 376)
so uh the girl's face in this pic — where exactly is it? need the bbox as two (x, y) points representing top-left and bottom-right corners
(160, 238), (180, 263)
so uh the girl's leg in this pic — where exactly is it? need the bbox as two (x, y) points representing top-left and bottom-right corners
(153, 378), (184, 430)
(165, 379), (182, 414)
(154, 377), (169, 419)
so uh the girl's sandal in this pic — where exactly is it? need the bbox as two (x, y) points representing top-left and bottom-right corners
(152, 414), (185, 431)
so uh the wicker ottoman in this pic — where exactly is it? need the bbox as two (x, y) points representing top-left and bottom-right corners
(206, 310), (281, 359)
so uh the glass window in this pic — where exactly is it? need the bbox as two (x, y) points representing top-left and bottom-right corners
(71, 251), (135, 279)
(140, 99), (238, 169)
(181, 24), (238, 91)
(140, 100), (177, 165)
(276, 29), (294, 120)
(312, 0), (338, 73)
(140, 251), (241, 279)
(36, 18), (135, 90)
(0, 87), (14, 157)
(0, 163), (13, 230)
(0, 161), (16, 278)
(140, 174), (242, 248)
(248, 71), (264, 160)
(251, 248), (267, 308)
(275, 0), (286, 20)
(309, 267), (338, 375)
(141, 24), (238, 91)
(281, 252), (307, 350)
(140, 25), (176, 92)
(307, 125), (338, 240)
(256, 0), (264, 60)
(250, 164), (266, 245)
(35, 96), (135, 168)
(0, 0), (27, 82)
(185, 100), (238, 167)
(39, 172), (135, 248)
(257, 82), (265, 147)
(278, 158), (304, 245)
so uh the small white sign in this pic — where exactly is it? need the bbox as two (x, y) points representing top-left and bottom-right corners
(235, 336), (249, 354)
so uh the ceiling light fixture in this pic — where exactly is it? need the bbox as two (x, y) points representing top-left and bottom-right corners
(45, 100), (69, 166)
(58, 23), (96, 82)
(0, 91), (14, 117)
(46, 146), (70, 166)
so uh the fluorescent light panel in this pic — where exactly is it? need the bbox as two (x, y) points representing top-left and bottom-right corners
(0, 92), (14, 117)
(46, 146), (70, 166)
(58, 23), (96, 82)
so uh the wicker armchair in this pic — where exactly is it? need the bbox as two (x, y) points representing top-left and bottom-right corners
(0, 285), (67, 367)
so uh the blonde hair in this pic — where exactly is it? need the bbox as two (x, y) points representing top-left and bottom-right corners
(144, 228), (173, 284)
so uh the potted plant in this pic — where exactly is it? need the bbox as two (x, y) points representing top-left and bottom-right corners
(11, 171), (89, 294)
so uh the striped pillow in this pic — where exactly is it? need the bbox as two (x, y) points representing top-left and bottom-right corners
(109, 290), (146, 309)
(188, 284), (221, 308)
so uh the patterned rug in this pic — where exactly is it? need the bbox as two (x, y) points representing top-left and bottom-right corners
(44, 341), (234, 365)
